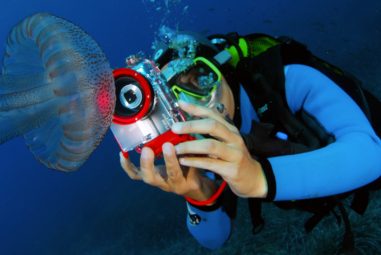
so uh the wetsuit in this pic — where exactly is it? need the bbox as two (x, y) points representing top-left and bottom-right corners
(185, 64), (381, 249)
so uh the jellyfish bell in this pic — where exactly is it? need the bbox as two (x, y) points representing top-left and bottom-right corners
(0, 13), (116, 171)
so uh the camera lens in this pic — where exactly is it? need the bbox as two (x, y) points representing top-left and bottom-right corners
(114, 76), (146, 117)
(120, 84), (142, 110)
(125, 90), (136, 103)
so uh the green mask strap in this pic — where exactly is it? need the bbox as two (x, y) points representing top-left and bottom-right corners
(226, 38), (249, 68)
(245, 36), (280, 57)
(225, 35), (282, 67)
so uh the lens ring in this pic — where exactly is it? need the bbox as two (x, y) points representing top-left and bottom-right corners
(112, 68), (154, 124)
(119, 84), (143, 110)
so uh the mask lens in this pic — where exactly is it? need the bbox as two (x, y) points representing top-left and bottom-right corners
(196, 65), (218, 88)
(175, 61), (219, 96)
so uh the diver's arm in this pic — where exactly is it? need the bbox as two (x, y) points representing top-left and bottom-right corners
(268, 64), (381, 200)
(186, 201), (232, 250)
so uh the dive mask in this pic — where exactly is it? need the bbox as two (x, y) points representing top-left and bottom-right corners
(161, 51), (231, 107)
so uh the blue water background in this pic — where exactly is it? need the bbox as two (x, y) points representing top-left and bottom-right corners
(0, 1), (380, 254)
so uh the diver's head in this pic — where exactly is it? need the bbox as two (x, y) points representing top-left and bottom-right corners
(152, 27), (239, 117)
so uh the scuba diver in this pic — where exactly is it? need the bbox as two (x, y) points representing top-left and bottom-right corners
(119, 29), (381, 252)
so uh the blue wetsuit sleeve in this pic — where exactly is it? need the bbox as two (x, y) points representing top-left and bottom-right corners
(185, 202), (231, 250)
(269, 64), (381, 201)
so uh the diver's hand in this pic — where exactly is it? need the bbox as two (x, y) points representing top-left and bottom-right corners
(119, 143), (217, 203)
(172, 101), (268, 198)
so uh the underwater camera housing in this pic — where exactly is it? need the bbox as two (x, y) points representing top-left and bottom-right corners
(111, 57), (194, 158)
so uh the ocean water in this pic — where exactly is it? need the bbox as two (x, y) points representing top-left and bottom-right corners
(0, 0), (381, 254)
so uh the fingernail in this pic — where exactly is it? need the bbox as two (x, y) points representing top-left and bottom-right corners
(179, 158), (188, 165)
(141, 147), (152, 159)
(162, 143), (172, 155)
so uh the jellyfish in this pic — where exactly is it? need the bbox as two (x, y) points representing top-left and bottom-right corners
(0, 13), (116, 171)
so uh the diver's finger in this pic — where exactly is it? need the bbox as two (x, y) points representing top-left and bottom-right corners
(178, 156), (232, 178)
(178, 100), (215, 118)
(151, 166), (171, 192)
(178, 101), (236, 130)
(119, 152), (142, 180)
(139, 147), (157, 184)
(172, 118), (240, 143)
(175, 139), (240, 162)
(162, 143), (183, 184)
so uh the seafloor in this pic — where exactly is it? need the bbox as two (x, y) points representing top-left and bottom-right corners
(63, 189), (381, 255)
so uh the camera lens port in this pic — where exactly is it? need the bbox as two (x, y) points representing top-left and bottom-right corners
(120, 84), (143, 110)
